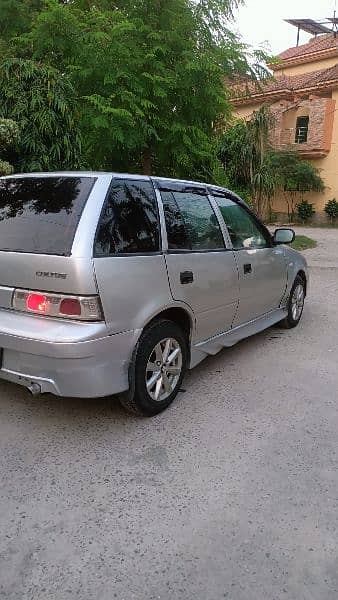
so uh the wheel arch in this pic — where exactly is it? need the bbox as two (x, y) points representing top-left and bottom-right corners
(143, 305), (194, 344)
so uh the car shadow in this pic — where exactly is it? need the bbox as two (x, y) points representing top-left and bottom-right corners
(0, 323), (294, 428)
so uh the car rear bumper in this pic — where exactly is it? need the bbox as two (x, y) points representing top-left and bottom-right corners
(0, 310), (140, 397)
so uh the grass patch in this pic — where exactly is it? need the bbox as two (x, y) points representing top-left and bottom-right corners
(291, 235), (317, 251)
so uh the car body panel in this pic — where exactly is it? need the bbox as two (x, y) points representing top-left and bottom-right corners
(231, 246), (288, 326)
(279, 245), (309, 303)
(164, 251), (240, 343)
(0, 254), (98, 302)
(93, 254), (174, 334)
(0, 326), (140, 396)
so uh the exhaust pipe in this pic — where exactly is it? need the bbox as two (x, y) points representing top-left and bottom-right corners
(27, 383), (41, 397)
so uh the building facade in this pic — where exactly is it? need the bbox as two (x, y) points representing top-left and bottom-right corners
(231, 33), (338, 221)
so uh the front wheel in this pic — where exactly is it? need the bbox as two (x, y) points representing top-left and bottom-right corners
(279, 275), (306, 329)
(120, 319), (188, 416)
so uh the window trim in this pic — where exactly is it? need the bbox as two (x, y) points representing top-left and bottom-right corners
(155, 181), (209, 196)
(165, 248), (232, 255)
(93, 177), (162, 258)
(212, 193), (273, 250)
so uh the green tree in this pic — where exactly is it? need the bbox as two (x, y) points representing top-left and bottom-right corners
(219, 106), (277, 216)
(0, 59), (82, 172)
(266, 151), (324, 222)
(1, 0), (270, 176)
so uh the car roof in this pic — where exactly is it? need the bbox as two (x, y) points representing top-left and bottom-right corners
(0, 171), (245, 204)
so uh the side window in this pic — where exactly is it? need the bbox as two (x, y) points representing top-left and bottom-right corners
(94, 179), (160, 256)
(162, 190), (224, 251)
(214, 196), (270, 250)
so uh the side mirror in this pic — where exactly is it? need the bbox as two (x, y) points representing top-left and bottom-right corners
(273, 228), (295, 245)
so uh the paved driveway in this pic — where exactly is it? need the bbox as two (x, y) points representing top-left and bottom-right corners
(1, 228), (338, 600)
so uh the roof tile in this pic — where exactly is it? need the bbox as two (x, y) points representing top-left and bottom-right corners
(277, 33), (338, 61)
(231, 65), (338, 101)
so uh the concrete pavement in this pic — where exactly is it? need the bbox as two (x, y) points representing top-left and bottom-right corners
(1, 227), (338, 600)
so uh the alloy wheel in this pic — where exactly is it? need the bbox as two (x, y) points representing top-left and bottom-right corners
(291, 283), (304, 321)
(146, 337), (183, 402)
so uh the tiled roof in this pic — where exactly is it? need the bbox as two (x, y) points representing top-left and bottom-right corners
(231, 65), (338, 102)
(277, 33), (338, 62)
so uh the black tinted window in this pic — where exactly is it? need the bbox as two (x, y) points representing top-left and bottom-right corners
(162, 190), (224, 250)
(94, 180), (160, 256)
(0, 177), (95, 255)
(161, 191), (189, 249)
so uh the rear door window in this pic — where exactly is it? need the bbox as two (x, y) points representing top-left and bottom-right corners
(0, 176), (96, 255)
(162, 190), (224, 251)
(94, 179), (160, 256)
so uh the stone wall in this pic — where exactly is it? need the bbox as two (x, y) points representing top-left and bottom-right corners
(270, 95), (335, 156)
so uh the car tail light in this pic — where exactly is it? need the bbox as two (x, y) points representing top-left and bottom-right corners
(12, 289), (103, 321)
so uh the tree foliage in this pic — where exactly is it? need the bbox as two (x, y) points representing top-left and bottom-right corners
(266, 150), (324, 221)
(219, 106), (277, 216)
(0, 0), (271, 177)
(0, 58), (82, 171)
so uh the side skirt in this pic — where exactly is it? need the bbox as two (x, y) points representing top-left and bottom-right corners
(189, 308), (287, 368)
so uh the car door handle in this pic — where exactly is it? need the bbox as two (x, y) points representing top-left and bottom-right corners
(180, 271), (194, 284)
(243, 263), (252, 274)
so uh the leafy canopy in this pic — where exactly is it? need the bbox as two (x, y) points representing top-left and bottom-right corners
(0, 58), (82, 172)
(0, 0), (271, 177)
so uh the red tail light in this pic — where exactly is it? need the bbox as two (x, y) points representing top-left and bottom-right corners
(60, 298), (81, 316)
(12, 289), (102, 321)
(27, 293), (48, 313)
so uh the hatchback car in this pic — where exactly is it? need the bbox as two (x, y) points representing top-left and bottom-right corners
(0, 172), (308, 415)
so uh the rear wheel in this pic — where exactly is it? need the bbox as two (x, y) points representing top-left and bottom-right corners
(120, 319), (188, 416)
(278, 275), (306, 329)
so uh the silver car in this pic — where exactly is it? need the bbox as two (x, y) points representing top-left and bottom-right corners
(0, 172), (307, 416)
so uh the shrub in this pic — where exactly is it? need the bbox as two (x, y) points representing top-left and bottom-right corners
(324, 198), (338, 223)
(0, 118), (20, 175)
(0, 159), (14, 176)
(297, 199), (315, 223)
(0, 118), (19, 149)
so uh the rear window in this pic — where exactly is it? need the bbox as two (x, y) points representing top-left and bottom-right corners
(0, 176), (96, 255)
(94, 179), (160, 256)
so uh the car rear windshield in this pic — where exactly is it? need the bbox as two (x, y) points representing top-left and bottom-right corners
(0, 176), (96, 255)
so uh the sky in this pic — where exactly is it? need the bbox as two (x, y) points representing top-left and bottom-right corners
(233, 0), (337, 55)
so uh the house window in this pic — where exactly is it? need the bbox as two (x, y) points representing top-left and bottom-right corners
(295, 116), (309, 144)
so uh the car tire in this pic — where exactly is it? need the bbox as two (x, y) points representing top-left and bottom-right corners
(278, 274), (306, 329)
(119, 319), (188, 417)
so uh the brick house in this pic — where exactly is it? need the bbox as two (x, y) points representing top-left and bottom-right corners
(231, 33), (338, 221)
